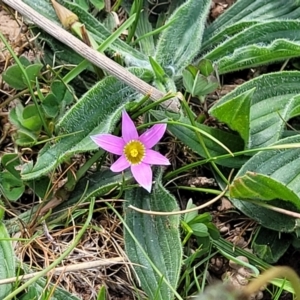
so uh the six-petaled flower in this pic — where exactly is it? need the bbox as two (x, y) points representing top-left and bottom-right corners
(91, 110), (170, 192)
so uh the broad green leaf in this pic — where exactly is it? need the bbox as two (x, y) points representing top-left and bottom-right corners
(21, 68), (153, 181)
(209, 71), (300, 149)
(198, 59), (214, 76)
(204, 0), (300, 41)
(124, 175), (182, 300)
(210, 89), (254, 145)
(22, 105), (43, 131)
(0, 172), (25, 201)
(24, 63), (43, 84)
(190, 223), (209, 237)
(252, 228), (292, 264)
(230, 135), (300, 232)
(204, 21), (300, 74)
(151, 110), (247, 168)
(42, 93), (59, 118)
(2, 65), (27, 90)
(216, 39), (300, 75)
(155, 0), (211, 76)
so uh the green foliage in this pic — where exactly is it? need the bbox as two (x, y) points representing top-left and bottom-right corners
(182, 199), (220, 246)
(42, 81), (74, 118)
(182, 61), (219, 99)
(3, 57), (42, 90)
(5, 0), (300, 298)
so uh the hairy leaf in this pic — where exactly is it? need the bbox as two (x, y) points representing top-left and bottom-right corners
(155, 0), (211, 76)
(124, 174), (182, 300)
(204, 21), (300, 74)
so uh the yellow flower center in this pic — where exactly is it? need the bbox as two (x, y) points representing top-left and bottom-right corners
(124, 140), (145, 165)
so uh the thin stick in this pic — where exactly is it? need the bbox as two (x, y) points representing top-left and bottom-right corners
(1, 0), (179, 112)
(0, 258), (125, 285)
(128, 188), (227, 216)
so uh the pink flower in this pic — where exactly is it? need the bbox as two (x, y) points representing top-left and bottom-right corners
(91, 110), (170, 192)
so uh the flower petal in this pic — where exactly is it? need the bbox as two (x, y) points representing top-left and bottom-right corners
(91, 134), (125, 155)
(143, 149), (170, 165)
(139, 124), (167, 148)
(122, 110), (138, 142)
(111, 155), (130, 172)
(131, 163), (152, 192)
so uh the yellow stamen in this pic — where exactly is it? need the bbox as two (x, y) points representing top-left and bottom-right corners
(124, 140), (145, 165)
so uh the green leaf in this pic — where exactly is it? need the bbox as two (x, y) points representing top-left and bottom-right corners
(252, 228), (292, 264)
(201, 21), (259, 53)
(22, 105), (43, 131)
(2, 65), (27, 90)
(230, 172), (300, 209)
(190, 223), (209, 237)
(149, 56), (166, 82)
(183, 199), (198, 223)
(24, 63), (43, 84)
(230, 135), (300, 232)
(209, 71), (300, 149)
(0, 172), (25, 201)
(0, 223), (15, 298)
(1, 153), (22, 179)
(21, 68), (153, 181)
(198, 59), (214, 76)
(42, 93), (59, 118)
(155, 0), (211, 76)
(210, 88), (254, 145)
(124, 175), (182, 300)
(204, 0), (300, 42)
(183, 69), (219, 97)
(204, 21), (300, 74)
